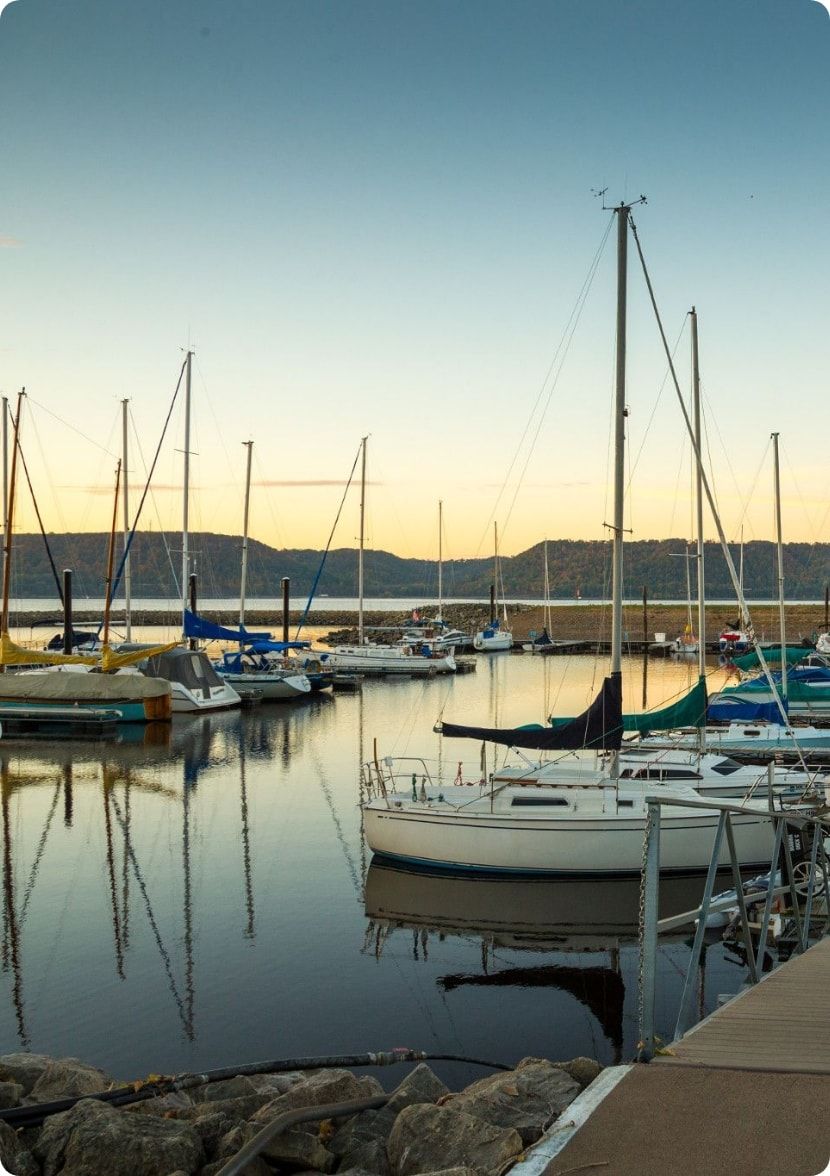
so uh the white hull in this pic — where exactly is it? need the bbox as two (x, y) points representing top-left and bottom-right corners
(217, 671), (311, 700)
(473, 632), (513, 652)
(170, 682), (241, 712)
(324, 646), (456, 675)
(363, 794), (773, 875)
(638, 723), (830, 753)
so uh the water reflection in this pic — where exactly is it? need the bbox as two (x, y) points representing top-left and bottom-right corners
(364, 862), (710, 1063)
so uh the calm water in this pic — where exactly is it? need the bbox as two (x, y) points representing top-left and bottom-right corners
(0, 652), (757, 1087)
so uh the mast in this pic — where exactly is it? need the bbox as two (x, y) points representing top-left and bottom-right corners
(437, 500), (443, 622)
(610, 204), (630, 778)
(121, 399), (132, 641)
(1, 390), (25, 640)
(103, 460), (122, 648)
(181, 349), (193, 638)
(544, 539), (551, 633)
(358, 435), (367, 645)
(2, 397), (8, 545)
(772, 432), (787, 700)
(690, 308), (706, 751)
(239, 440), (253, 632)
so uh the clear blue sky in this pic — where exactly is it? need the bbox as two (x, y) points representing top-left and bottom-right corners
(1, 0), (828, 558)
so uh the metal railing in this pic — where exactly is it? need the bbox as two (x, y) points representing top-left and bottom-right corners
(361, 756), (440, 801)
(638, 793), (830, 1061)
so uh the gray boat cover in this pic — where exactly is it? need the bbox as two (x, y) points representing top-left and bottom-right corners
(0, 672), (171, 703)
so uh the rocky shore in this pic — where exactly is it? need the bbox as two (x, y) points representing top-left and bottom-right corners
(0, 1050), (601, 1175)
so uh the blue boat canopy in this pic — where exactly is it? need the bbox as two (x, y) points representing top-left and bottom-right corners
(184, 609), (272, 643)
(707, 695), (787, 723)
(249, 639), (311, 653)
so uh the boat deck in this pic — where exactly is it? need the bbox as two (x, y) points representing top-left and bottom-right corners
(537, 936), (830, 1176)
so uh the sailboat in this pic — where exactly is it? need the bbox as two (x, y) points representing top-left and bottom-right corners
(522, 540), (554, 653)
(473, 523), (513, 652)
(322, 439), (456, 676)
(361, 204), (780, 875)
(670, 547), (699, 655)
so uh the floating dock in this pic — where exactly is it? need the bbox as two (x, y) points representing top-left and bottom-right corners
(0, 704), (121, 740)
(538, 936), (830, 1176)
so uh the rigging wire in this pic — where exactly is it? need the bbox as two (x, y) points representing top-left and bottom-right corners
(25, 396), (118, 457)
(475, 215), (615, 555)
(15, 441), (64, 604)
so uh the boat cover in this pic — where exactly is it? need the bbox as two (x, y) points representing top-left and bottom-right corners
(707, 695), (786, 723)
(441, 673), (622, 750)
(730, 646), (809, 672)
(249, 639), (310, 653)
(620, 675), (708, 733)
(183, 609), (271, 643)
(0, 672), (170, 702)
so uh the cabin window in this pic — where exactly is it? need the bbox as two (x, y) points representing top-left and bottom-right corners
(510, 796), (568, 807)
(618, 799), (634, 808)
(711, 759), (743, 776)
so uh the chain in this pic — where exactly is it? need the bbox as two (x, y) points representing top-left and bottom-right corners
(636, 803), (653, 1052)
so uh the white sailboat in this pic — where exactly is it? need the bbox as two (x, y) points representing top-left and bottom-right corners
(522, 539), (554, 652)
(324, 439), (456, 676)
(473, 523), (513, 651)
(362, 205), (784, 875)
(670, 547), (699, 655)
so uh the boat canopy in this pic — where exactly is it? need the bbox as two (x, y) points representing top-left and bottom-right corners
(730, 646), (809, 672)
(183, 609), (271, 643)
(620, 675), (708, 734)
(248, 639), (310, 653)
(441, 673), (622, 750)
(707, 695), (786, 723)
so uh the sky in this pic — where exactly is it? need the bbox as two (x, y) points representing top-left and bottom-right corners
(1, 0), (829, 564)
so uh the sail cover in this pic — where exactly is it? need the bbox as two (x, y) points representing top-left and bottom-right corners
(441, 673), (622, 750)
(730, 646), (809, 672)
(183, 609), (271, 643)
(707, 694), (787, 723)
(621, 676), (708, 734)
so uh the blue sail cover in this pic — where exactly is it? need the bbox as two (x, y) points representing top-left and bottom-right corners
(441, 673), (623, 750)
(707, 695), (787, 723)
(249, 639), (310, 653)
(184, 609), (271, 643)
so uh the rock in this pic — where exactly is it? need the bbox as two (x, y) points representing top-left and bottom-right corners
(128, 1090), (196, 1117)
(386, 1104), (522, 1176)
(0, 1119), (39, 1176)
(202, 1161), (271, 1176)
(248, 1070), (304, 1096)
(339, 1136), (391, 1175)
(0, 1052), (55, 1095)
(188, 1110), (237, 1162)
(175, 1091), (274, 1123)
(216, 1119), (336, 1173)
(27, 1057), (116, 1104)
(449, 1060), (580, 1145)
(0, 1079), (24, 1109)
(34, 1097), (204, 1176)
(420, 1170), (477, 1176)
(384, 1065), (449, 1116)
(253, 1068), (384, 1123)
(193, 1075), (259, 1103)
(554, 1056), (602, 1089)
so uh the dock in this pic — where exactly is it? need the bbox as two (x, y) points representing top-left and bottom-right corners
(536, 925), (830, 1175)
(0, 704), (121, 740)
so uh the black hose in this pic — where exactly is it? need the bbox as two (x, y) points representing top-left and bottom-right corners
(215, 1094), (390, 1176)
(0, 1048), (506, 1130)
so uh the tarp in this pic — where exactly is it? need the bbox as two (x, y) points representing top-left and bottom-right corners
(249, 640), (310, 653)
(0, 632), (100, 667)
(441, 673), (622, 750)
(0, 671), (171, 702)
(621, 676), (708, 734)
(100, 641), (180, 671)
(183, 609), (271, 643)
(707, 694), (786, 723)
(731, 646), (809, 672)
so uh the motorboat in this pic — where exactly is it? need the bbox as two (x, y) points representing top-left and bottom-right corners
(215, 648), (311, 701)
(137, 647), (241, 713)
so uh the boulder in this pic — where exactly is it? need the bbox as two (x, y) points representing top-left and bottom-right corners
(338, 1136), (391, 1175)
(248, 1070), (304, 1097)
(384, 1065), (449, 1116)
(253, 1068), (384, 1123)
(216, 1119), (336, 1173)
(0, 1119), (39, 1176)
(193, 1075), (259, 1103)
(33, 1097), (204, 1176)
(449, 1060), (580, 1145)
(202, 1160), (271, 1176)
(188, 1109), (237, 1162)
(26, 1057), (116, 1104)
(386, 1104), (522, 1176)
(0, 1052), (55, 1095)
(0, 1079), (24, 1109)
(553, 1056), (602, 1089)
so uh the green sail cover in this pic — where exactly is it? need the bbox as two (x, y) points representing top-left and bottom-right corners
(730, 646), (809, 672)
(550, 676), (707, 735)
(621, 675), (708, 733)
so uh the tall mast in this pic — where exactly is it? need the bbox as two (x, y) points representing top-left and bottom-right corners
(2, 397), (8, 545)
(772, 432), (787, 701)
(239, 440), (253, 632)
(1, 390), (25, 639)
(690, 308), (706, 752)
(437, 500), (443, 622)
(121, 399), (132, 641)
(609, 204), (630, 779)
(358, 435), (367, 645)
(493, 522), (499, 623)
(544, 539), (551, 632)
(181, 350), (193, 637)
(103, 460), (122, 648)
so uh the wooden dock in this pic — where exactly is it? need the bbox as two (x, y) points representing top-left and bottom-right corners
(538, 937), (830, 1176)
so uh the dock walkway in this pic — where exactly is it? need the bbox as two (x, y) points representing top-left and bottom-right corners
(540, 936), (830, 1176)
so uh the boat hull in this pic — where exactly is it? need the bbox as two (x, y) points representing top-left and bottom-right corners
(324, 647), (456, 675)
(363, 804), (774, 875)
(217, 671), (311, 700)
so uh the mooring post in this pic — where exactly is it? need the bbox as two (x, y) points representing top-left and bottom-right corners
(282, 577), (289, 645)
(188, 573), (198, 651)
(62, 569), (73, 655)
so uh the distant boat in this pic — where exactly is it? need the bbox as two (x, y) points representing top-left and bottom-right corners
(473, 522), (513, 652)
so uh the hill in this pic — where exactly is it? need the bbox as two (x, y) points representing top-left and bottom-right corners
(5, 533), (830, 602)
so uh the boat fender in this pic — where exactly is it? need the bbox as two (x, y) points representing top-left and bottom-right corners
(411, 773), (418, 801)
